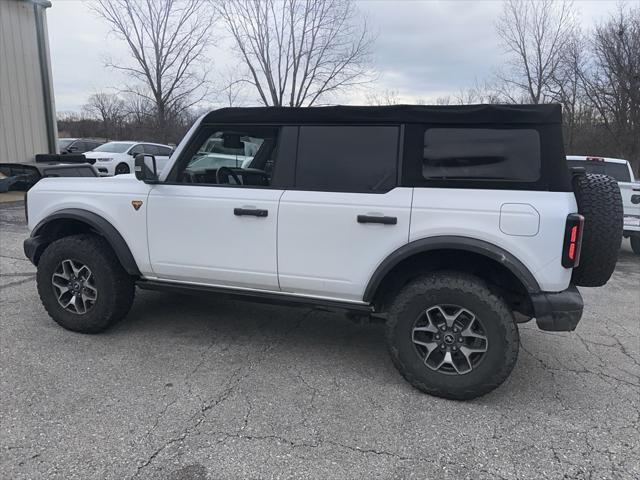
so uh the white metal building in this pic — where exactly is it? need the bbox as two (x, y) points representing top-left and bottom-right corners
(0, 0), (57, 164)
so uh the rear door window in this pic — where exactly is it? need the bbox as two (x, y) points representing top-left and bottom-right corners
(422, 128), (541, 182)
(143, 144), (160, 155)
(295, 126), (399, 192)
(567, 160), (631, 182)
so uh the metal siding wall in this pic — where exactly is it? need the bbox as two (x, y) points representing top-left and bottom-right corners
(0, 0), (49, 163)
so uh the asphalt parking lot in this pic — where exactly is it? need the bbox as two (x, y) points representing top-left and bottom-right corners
(1, 200), (638, 480)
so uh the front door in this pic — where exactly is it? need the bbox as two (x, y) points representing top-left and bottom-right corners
(146, 126), (285, 290)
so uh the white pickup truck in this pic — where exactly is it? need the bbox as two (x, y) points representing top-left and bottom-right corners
(567, 156), (640, 254)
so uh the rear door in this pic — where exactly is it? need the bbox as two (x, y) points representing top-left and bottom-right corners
(277, 125), (412, 302)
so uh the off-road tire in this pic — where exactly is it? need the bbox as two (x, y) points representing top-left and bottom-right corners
(571, 173), (623, 287)
(36, 234), (135, 333)
(385, 272), (519, 400)
(631, 236), (640, 255)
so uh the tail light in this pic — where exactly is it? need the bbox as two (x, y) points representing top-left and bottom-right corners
(562, 213), (584, 268)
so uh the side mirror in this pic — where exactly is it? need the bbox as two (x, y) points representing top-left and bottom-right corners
(67, 145), (78, 152)
(134, 154), (158, 182)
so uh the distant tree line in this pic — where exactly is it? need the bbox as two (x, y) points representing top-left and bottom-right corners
(494, 0), (639, 174)
(58, 0), (638, 174)
(57, 92), (199, 144)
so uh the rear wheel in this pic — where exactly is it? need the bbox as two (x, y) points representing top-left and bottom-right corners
(115, 163), (130, 175)
(386, 272), (519, 400)
(36, 234), (135, 333)
(631, 236), (640, 255)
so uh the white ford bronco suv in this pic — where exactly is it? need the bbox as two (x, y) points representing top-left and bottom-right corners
(24, 105), (623, 400)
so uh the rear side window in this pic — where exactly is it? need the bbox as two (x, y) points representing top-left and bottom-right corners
(423, 128), (541, 182)
(144, 145), (172, 156)
(295, 126), (399, 192)
(142, 144), (158, 155)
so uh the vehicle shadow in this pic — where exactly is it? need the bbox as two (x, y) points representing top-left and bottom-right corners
(115, 288), (396, 381)
(109, 288), (638, 408)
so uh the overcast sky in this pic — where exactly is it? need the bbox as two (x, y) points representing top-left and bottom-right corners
(47, 0), (624, 113)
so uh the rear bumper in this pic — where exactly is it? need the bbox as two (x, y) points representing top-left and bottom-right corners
(623, 214), (640, 234)
(531, 285), (583, 332)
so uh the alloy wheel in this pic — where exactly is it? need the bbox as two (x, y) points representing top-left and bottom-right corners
(412, 304), (488, 375)
(51, 259), (98, 314)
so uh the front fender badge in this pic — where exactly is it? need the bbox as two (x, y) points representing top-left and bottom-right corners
(131, 200), (143, 211)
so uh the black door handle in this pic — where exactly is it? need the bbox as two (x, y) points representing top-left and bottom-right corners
(234, 208), (268, 217)
(357, 215), (397, 225)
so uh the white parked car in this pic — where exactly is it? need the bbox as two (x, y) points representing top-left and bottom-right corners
(567, 155), (640, 254)
(84, 141), (173, 176)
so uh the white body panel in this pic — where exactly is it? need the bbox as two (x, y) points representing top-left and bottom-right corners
(278, 188), (412, 301)
(410, 188), (577, 292)
(146, 184), (283, 290)
(26, 175), (154, 274)
(27, 179), (577, 300)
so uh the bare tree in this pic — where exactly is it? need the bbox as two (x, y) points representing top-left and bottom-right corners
(91, 0), (217, 140)
(217, 0), (373, 107)
(495, 0), (576, 104)
(217, 68), (247, 107)
(82, 92), (126, 138)
(580, 6), (640, 172)
(366, 89), (401, 106)
(547, 30), (587, 149)
(454, 80), (505, 105)
(122, 88), (155, 126)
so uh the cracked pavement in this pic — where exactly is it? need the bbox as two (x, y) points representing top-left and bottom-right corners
(1, 200), (639, 479)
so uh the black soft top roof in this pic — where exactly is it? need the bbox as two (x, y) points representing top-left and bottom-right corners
(202, 104), (562, 125)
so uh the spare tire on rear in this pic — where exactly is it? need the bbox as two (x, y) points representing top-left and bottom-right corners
(571, 173), (623, 287)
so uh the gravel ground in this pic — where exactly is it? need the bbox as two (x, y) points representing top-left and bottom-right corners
(1, 200), (638, 480)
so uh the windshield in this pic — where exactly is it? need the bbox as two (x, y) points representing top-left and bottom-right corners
(567, 160), (631, 182)
(189, 155), (252, 170)
(58, 139), (74, 149)
(93, 142), (135, 153)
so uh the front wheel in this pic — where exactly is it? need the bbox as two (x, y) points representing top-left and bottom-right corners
(36, 234), (135, 333)
(386, 272), (519, 400)
(114, 163), (130, 175)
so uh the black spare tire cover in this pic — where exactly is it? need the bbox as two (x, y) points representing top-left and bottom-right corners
(571, 173), (623, 287)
